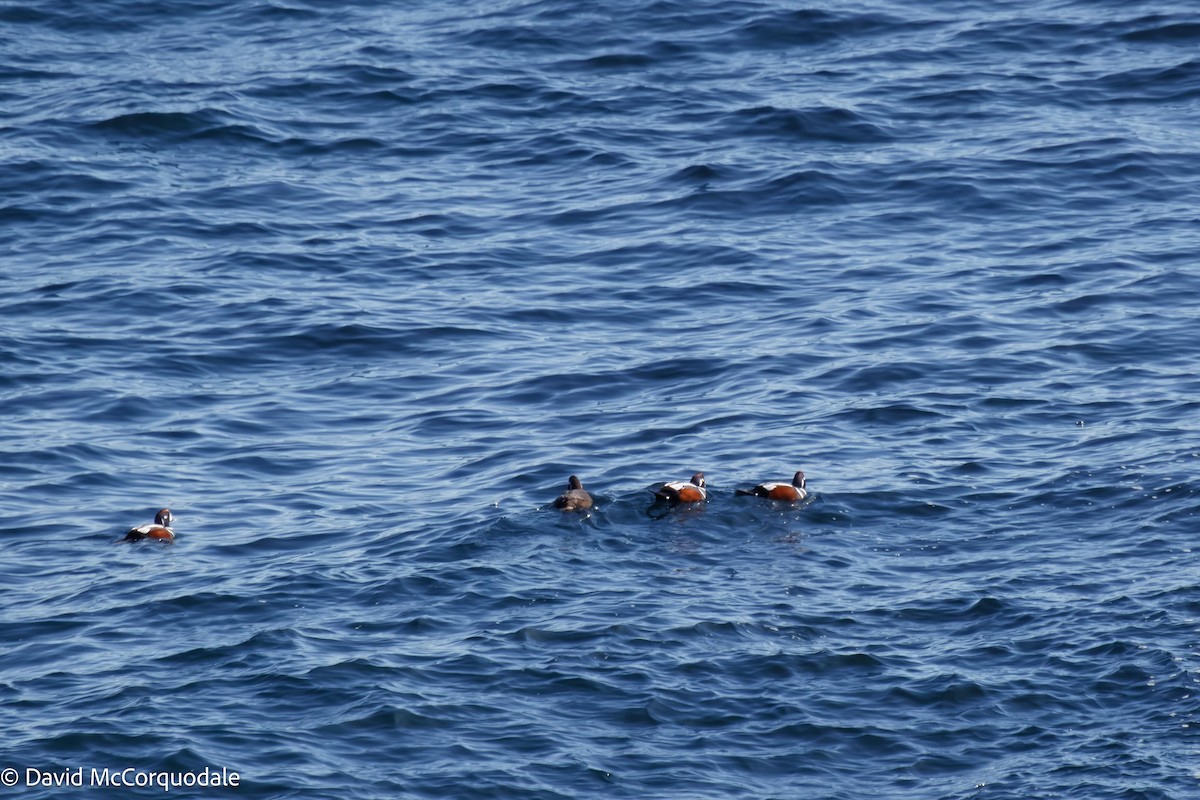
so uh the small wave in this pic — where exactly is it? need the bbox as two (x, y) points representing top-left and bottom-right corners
(733, 8), (906, 49)
(723, 104), (895, 143)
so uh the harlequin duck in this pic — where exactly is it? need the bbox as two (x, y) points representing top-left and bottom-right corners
(123, 508), (175, 542)
(553, 475), (593, 512)
(652, 472), (708, 503)
(735, 471), (807, 502)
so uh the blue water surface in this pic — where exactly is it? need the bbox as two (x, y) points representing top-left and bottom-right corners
(3, 0), (1200, 797)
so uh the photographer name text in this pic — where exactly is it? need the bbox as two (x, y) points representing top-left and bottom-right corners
(3, 766), (239, 792)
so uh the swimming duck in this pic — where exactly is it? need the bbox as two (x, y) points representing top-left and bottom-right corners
(735, 471), (807, 502)
(553, 475), (593, 512)
(123, 508), (175, 542)
(652, 472), (708, 503)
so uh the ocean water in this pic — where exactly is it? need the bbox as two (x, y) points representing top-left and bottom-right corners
(3, 0), (1200, 797)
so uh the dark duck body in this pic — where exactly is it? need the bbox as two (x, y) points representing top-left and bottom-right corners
(123, 508), (176, 542)
(652, 472), (708, 504)
(554, 476), (593, 512)
(736, 471), (807, 502)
